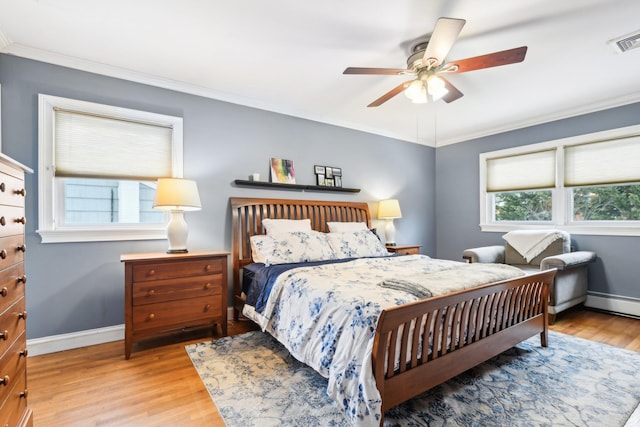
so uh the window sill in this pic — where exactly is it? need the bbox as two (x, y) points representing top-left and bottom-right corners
(37, 227), (167, 243)
(480, 223), (640, 237)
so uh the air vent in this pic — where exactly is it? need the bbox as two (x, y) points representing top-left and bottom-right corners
(610, 30), (640, 53)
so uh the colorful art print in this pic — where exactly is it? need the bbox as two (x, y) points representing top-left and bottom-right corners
(270, 158), (296, 184)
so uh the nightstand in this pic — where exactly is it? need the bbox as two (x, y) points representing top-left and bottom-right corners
(386, 244), (422, 255)
(121, 250), (229, 359)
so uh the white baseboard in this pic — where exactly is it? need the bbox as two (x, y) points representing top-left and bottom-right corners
(585, 293), (640, 318)
(26, 307), (237, 357)
(27, 324), (124, 357)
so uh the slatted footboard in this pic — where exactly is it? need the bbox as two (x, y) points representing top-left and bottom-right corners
(372, 269), (554, 422)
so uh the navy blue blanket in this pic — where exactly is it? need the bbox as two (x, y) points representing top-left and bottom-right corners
(243, 258), (360, 313)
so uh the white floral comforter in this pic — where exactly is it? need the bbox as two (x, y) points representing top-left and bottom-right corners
(243, 255), (523, 426)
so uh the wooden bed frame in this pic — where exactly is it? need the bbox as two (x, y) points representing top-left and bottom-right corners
(230, 197), (554, 425)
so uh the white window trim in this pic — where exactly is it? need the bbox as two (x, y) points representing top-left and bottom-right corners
(479, 124), (640, 237)
(37, 94), (184, 243)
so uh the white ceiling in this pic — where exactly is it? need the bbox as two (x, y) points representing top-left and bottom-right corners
(1, 0), (640, 147)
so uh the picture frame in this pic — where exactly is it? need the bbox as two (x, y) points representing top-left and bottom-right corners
(270, 158), (296, 184)
(314, 164), (344, 187)
(326, 167), (333, 179)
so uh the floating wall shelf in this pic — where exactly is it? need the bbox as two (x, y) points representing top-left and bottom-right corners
(233, 179), (360, 193)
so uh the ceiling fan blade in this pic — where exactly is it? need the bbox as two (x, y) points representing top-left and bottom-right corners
(367, 80), (413, 107)
(343, 67), (412, 75)
(440, 77), (464, 103)
(443, 46), (528, 74)
(422, 17), (466, 66)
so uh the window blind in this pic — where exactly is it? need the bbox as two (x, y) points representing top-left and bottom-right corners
(564, 135), (640, 187)
(54, 109), (173, 180)
(486, 149), (556, 192)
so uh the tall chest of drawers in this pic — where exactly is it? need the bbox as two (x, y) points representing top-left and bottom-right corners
(0, 154), (32, 427)
(121, 251), (229, 359)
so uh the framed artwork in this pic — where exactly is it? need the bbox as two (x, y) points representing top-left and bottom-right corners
(270, 158), (296, 184)
(314, 164), (343, 187)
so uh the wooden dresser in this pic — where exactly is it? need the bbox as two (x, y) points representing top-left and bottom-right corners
(0, 154), (32, 427)
(121, 251), (229, 359)
(385, 244), (422, 255)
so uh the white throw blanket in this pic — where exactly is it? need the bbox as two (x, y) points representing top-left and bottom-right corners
(503, 229), (565, 262)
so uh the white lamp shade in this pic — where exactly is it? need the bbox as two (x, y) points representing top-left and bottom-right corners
(378, 199), (402, 219)
(153, 178), (202, 211)
(153, 178), (201, 253)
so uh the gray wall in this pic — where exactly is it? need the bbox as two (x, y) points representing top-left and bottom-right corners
(0, 54), (436, 339)
(435, 103), (640, 300)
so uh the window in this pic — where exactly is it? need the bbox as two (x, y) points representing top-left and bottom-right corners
(480, 124), (640, 236)
(38, 94), (183, 243)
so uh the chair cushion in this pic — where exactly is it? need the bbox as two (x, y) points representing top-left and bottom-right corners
(505, 237), (568, 266)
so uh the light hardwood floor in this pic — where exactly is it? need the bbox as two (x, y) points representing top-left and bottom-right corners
(27, 309), (639, 427)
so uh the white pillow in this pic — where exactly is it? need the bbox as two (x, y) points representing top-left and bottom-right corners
(262, 218), (312, 235)
(326, 230), (390, 259)
(327, 221), (369, 233)
(250, 231), (336, 266)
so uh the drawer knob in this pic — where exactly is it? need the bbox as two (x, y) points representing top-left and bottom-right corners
(0, 183), (4, 192)
(0, 375), (9, 386)
(148, 269), (156, 276)
(0, 217), (5, 226)
(15, 217), (26, 225)
(14, 188), (26, 197)
(0, 250), (6, 259)
(20, 349), (28, 357)
(17, 244), (26, 253)
(20, 389), (28, 399)
(204, 282), (212, 289)
(147, 313), (156, 320)
(204, 304), (211, 312)
(147, 289), (156, 296)
(205, 264), (213, 272)
(17, 275), (27, 284)
(0, 330), (7, 341)
(0, 288), (7, 297)
(18, 311), (27, 320)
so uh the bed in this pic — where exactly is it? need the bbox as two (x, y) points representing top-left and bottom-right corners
(231, 197), (554, 426)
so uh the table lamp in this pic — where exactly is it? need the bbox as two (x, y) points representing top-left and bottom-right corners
(378, 199), (402, 246)
(153, 178), (202, 253)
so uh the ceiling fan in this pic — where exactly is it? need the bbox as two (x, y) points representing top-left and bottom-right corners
(343, 17), (527, 107)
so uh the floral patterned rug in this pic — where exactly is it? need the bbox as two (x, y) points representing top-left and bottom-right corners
(186, 330), (640, 426)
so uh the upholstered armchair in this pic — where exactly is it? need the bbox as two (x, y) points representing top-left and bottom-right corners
(462, 230), (596, 323)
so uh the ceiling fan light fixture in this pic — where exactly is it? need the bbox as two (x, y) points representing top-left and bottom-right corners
(427, 75), (448, 101)
(404, 80), (428, 103)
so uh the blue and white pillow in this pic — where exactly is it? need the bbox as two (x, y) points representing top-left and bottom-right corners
(250, 231), (336, 265)
(326, 230), (390, 259)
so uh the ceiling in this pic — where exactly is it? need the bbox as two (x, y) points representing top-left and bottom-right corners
(1, 0), (640, 147)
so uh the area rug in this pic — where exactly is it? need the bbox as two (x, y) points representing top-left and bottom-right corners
(186, 331), (640, 426)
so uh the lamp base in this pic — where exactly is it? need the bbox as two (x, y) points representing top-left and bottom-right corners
(166, 249), (189, 254)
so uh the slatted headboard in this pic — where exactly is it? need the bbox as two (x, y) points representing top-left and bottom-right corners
(230, 197), (371, 319)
